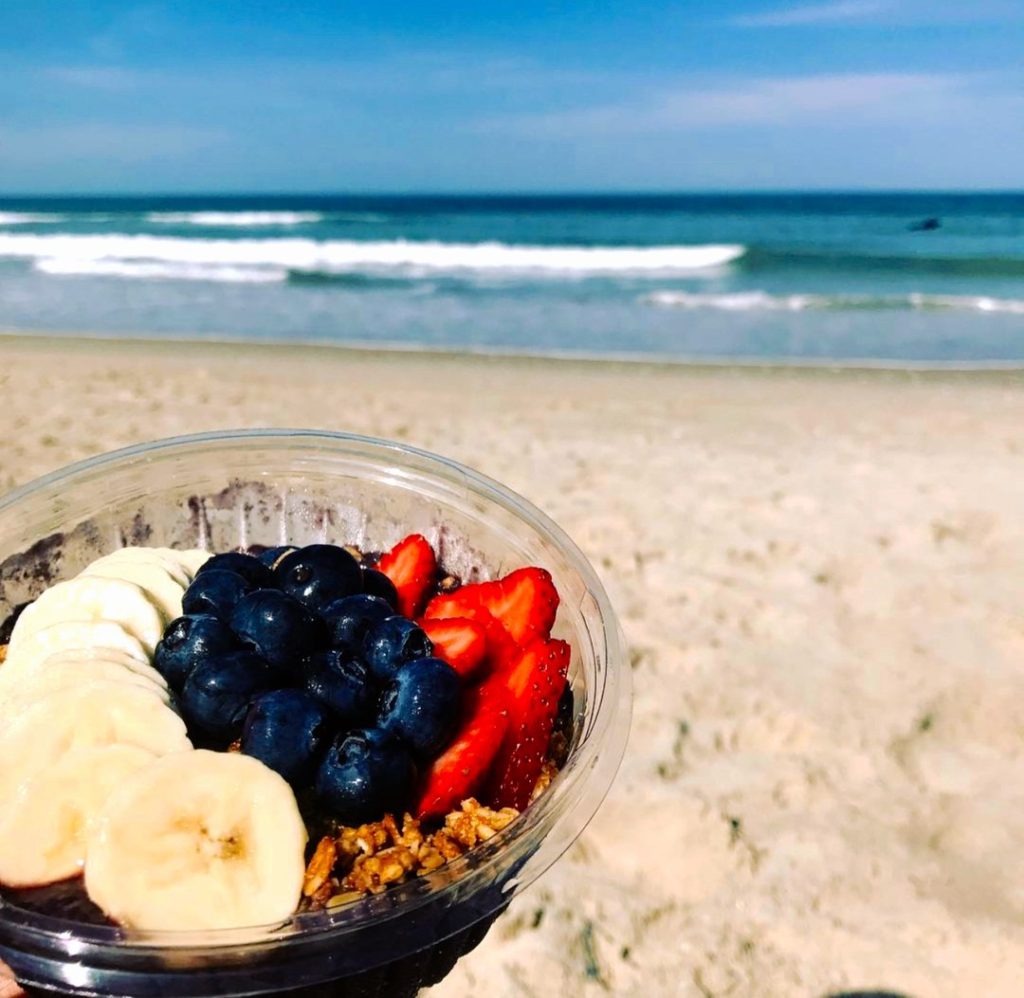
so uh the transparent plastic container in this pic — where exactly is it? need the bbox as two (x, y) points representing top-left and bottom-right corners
(0, 430), (631, 998)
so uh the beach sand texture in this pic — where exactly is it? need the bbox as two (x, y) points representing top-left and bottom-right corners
(2, 335), (1023, 997)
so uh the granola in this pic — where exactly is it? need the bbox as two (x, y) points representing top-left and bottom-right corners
(300, 798), (519, 905)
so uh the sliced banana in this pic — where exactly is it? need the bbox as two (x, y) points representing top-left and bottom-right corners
(80, 560), (184, 623)
(0, 745), (157, 888)
(1, 620), (150, 681)
(0, 682), (190, 804)
(38, 647), (169, 691)
(162, 548), (212, 580)
(85, 750), (307, 932)
(9, 577), (165, 657)
(87, 548), (192, 588)
(0, 655), (169, 714)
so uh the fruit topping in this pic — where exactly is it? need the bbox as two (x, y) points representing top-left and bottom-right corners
(181, 569), (255, 622)
(154, 613), (239, 692)
(376, 656), (462, 757)
(0, 534), (573, 921)
(229, 588), (324, 675)
(424, 566), (559, 647)
(376, 534), (438, 619)
(241, 689), (335, 787)
(416, 687), (510, 819)
(302, 649), (376, 725)
(256, 545), (298, 570)
(314, 728), (417, 826)
(322, 593), (393, 652)
(0, 744), (157, 889)
(84, 750), (307, 932)
(485, 638), (571, 811)
(362, 615), (433, 683)
(180, 649), (275, 744)
(195, 551), (276, 589)
(360, 567), (399, 611)
(419, 616), (488, 679)
(275, 544), (362, 612)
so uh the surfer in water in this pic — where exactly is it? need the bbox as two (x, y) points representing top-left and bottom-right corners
(909, 217), (941, 231)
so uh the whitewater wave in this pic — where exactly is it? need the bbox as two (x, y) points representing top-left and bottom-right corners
(35, 258), (286, 283)
(0, 212), (66, 225)
(145, 211), (325, 227)
(0, 233), (745, 279)
(644, 290), (1024, 315)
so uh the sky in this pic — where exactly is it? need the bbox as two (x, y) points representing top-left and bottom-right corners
(1, 0), (1023, 193)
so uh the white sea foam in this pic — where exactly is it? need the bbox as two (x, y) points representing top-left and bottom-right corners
(644, 289), (1024, 315)
(145, 211), (325, 227)
(35, 258), (287, 283)
(0, 233), (745, 278)
(0, 212), (66, 225)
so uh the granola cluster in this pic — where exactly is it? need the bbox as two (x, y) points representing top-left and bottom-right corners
(301, 798), (519, 908)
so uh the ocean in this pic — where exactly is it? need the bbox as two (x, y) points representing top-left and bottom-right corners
(0, 193), (1022, 365)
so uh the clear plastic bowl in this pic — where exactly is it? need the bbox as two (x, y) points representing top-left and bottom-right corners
(0, 430), (631, 998)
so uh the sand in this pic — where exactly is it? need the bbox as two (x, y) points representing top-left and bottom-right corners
(1, 334), (1023, 997)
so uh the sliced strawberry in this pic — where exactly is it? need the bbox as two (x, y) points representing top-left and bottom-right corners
(420, 617), (488, 680)
(377, 534), (437, 619)
(424, 566), (559, 647)
(416, 686), (510, 819)
(485, 638), (570, 811)
(424, 599), (520, 674)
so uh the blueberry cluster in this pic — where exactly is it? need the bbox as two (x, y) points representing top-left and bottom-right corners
(154, 546), (462, 824)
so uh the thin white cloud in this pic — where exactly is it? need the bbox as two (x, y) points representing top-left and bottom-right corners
(731, 1), (888, 27)
(479, 72), (1024, 136)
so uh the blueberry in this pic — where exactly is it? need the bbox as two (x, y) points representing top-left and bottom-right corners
(181, 570), (254, 622)
(229, 589), (325, 676)
(303, 649), (376, 725)
(314, 728), (416, 824)
(361, 568), (399, 611)
(275, 544), (362, 612)
(376, 657), (461, 757)
(181, 649), (274, 744)
(154, 614), (239, 692)
(322, 594), (394, 652)
(241, 689), (335, 786)
(255, 545), (297, 570)
(362, 616), (433, 683)
(196, 552), (276, 589)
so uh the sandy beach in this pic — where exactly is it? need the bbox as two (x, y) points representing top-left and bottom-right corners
(2, 333), (1023, 997)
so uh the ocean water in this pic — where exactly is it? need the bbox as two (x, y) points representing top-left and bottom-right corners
(0, 193), (1022, 364)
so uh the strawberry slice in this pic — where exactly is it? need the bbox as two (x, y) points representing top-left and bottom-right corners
(416, 687), (510, 819)
(424, 567), (559, 647)
(485, 638), (570, 811)
(377, 534), (437, 619)
(425, 600), (520, 674)
(420, 617), (488, 680)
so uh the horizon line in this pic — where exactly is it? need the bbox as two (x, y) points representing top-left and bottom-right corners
(2, 188), (1024, 200)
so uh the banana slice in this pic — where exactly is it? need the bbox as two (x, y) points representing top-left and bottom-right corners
(0, 655), (169, 714)
(0, 682), (190, 804)
(9, 577), (165, 657)
(87, 548), (191, 588)
(85, 750), (307, 932)
(0, 745), (157, 888)
(1, 620), (150, 680)
(38, 647), (169, 691)
(162, 548), (212, 580)
(79, 560), (185, 623)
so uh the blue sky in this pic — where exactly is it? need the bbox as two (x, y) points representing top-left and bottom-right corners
(1, 0), (1022, 192)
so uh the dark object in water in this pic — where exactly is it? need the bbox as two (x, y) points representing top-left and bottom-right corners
(908, 217), (941, 231)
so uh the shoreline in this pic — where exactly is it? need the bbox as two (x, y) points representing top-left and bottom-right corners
(6, 328), (1024, 380)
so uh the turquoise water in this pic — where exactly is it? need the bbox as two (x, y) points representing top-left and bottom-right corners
(0, 193), (1022, 363)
